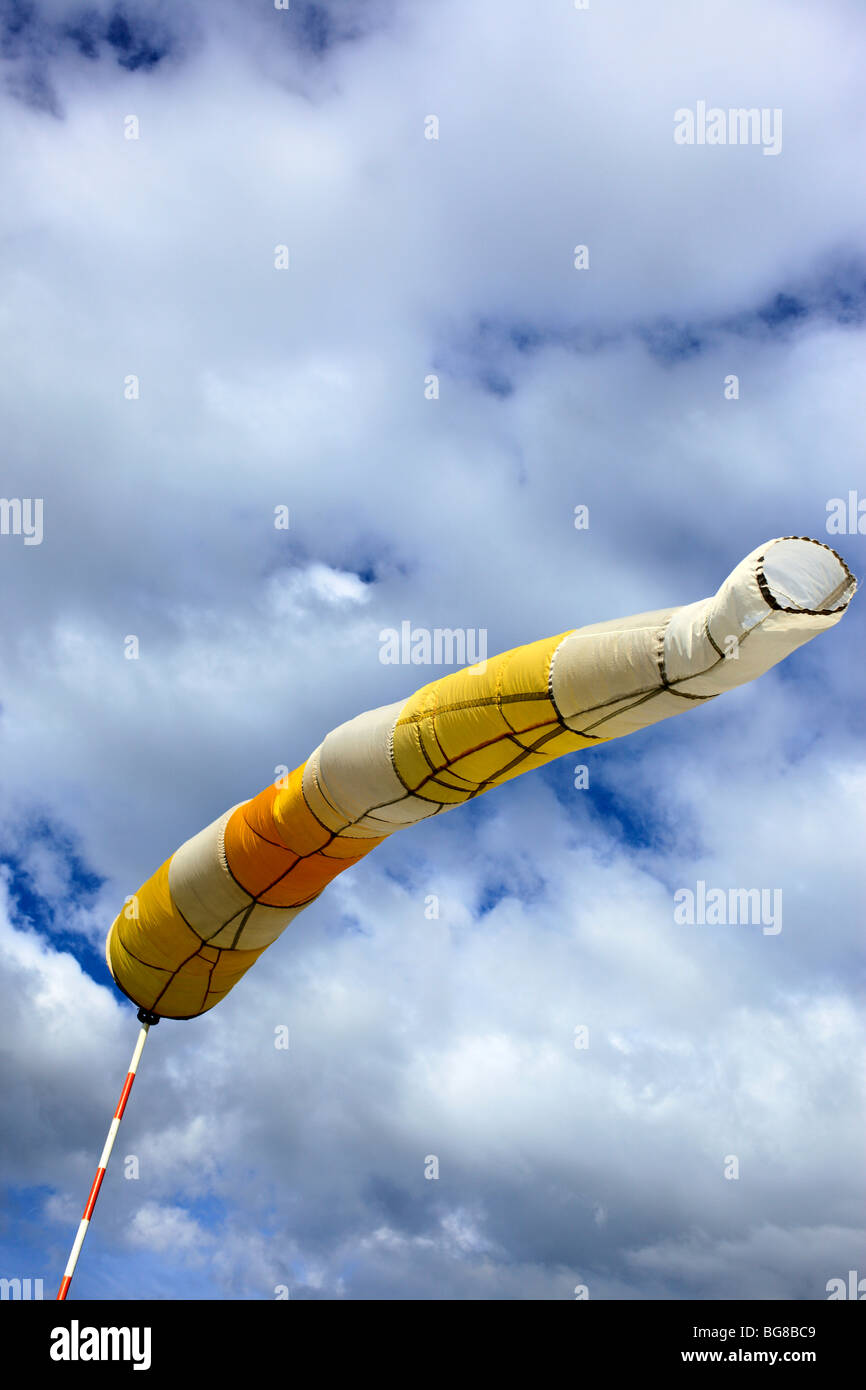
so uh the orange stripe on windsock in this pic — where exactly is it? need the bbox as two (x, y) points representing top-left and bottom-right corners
(224, 774), (384, 908)
(223, 785), (301, 899)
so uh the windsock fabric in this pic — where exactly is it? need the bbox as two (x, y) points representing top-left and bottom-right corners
(106, 537), (856, 1019)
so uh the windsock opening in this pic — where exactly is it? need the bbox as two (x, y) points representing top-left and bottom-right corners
(758, 537), (855, 615)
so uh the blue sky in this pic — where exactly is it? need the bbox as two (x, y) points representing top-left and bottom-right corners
(0, 0), (864, 1300)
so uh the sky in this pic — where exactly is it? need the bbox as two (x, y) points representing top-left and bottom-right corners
(0, 0), (864, 1301)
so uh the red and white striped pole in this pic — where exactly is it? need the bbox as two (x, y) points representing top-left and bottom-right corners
(56, 1009), (159, 1300)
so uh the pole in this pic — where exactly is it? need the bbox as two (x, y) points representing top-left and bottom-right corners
(56, 1008), (159, 1300)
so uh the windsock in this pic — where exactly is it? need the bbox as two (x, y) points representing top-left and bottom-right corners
(106, 536), (855, 1019)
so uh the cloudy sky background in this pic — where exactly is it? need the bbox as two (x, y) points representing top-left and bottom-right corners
(0, 0), (864, 1299)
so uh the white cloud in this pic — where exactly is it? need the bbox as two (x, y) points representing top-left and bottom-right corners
(128, 1203), (210, 1258)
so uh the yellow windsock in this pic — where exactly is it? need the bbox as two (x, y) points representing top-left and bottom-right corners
(106, 537), (856, 1019)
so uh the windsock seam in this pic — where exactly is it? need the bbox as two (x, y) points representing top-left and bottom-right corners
(546, 635), (571, 728)
(655, 615), (716, 702)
